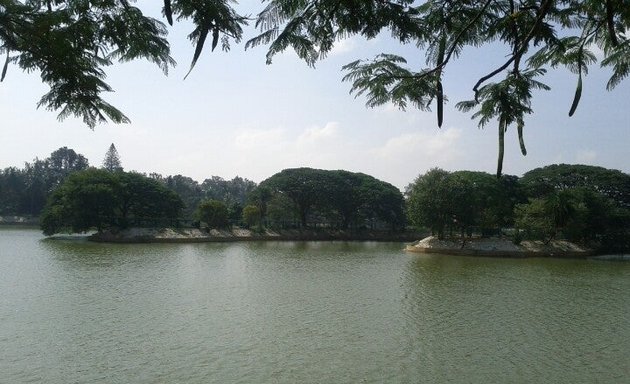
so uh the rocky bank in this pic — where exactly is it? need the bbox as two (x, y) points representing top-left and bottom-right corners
(405, 236), (595, 258)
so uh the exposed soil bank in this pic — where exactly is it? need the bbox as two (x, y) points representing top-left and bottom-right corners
(0, 216), (39, 225)
(88, 227), (424, 243)
(405, 236), (597, 258)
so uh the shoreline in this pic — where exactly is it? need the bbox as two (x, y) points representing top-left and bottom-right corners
(86, 227), (424, 244)
(405, 236), (597, 259)
(42, 228), (629, 259)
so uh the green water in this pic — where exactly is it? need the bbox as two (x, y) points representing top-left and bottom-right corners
(1, 227), (629, 383)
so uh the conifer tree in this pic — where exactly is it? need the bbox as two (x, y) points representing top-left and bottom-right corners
(102, 144), (123, 173)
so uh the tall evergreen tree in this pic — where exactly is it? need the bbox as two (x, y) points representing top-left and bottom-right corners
(102, 143), (123, 172)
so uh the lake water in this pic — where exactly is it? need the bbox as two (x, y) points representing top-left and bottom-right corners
(1, 227), (629, 383)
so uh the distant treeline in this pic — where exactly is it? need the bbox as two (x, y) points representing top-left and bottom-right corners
(0, 146), (256, 220)
(2, 147), (629, 251)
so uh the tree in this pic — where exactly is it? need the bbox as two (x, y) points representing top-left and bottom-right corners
(40, 168), (183, 235)
(0, 166), (27, 215)
(201, 176), (257, 206)
(0, 0), (243, 127)
(449, 170), (517, 235)
(116, 171), (184, 227)
(242, 204), (261, 228)
(355, 173), (406, 231)
(102, 143), (123, 172)
(515, 198), (555, 242)
(162, 174), (203, 219)
(0, 147), (89, 216)
(260, 168), (324, 228)
(406, 168), (452, 238)
(41, 169), (119, 235)
(45, 146), (90, 190)
(259, 167), (405, 230)
(520, 164), (630, 209)
(195, 199), (229, 230)
(406, 168), (515, 239)
(3, 2), (628, 173)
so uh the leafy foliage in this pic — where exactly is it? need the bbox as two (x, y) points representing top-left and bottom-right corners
(0, 0), (244, 126)
(520, 164), (630, 209)
(249, 0), (630, 175)
(406, 168), (515, 239)
(0, 146), (89, 216)
(257, 167), (405, 230)
(242, 204), (261, 228)
(40, 168), (183, 235)
(407, 165), (629, 251)
(195, 199), (229, 229)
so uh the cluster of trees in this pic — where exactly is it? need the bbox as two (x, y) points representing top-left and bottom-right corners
(407, 170), (519, 239)
(2, 1), (629, 174)
(245, 168), (405, 231)
(0, 147), (90, 216)
(147, 174), (257, 222)
(35, 165), (406, 234)
(0, 146), (257, 224)
(4, 145), (629, 251)
(41, 169), (183, 235)
(406, 164), (630, 251)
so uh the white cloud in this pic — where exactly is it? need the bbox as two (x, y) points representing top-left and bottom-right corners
(373, 128), (463, 161)
(363, 127), (465, 188)
(297, 122), (339, 145)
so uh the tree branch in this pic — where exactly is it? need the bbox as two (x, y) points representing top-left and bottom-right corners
(473, 0), (553, 99)
(605, 0), (619, 47)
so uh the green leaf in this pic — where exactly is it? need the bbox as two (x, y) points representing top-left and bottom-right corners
(212, 28), (219, 52)
(568, 73), (582, 117)
(497, 118), (506, 177)
(1, 51), (8, 82)
(436, 80), (443, 127)
(517, 118), (527, 156)
(184, 25), (209, 79)
(164, 0), (173, 26)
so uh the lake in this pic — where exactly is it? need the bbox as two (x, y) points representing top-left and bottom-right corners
(1, 227), (629, 383)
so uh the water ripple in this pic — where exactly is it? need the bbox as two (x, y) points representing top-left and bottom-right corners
(1, 231), (629, 383)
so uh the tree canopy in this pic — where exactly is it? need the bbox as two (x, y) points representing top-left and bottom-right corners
(257, 167), (405, 229)
(0, 146), (89, 215)
(406, 165), (629, 251)
(520, 163), (630, 208)
(40, 168), (183, 235)
(406, 168), (518, 238)
(2, 1), (629, 173)
(195, 199), (229, 230)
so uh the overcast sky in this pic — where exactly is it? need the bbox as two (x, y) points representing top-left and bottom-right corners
(1, 2), (629, 190)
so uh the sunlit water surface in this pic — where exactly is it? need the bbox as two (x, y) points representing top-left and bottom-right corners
(1, 228), (629, 383)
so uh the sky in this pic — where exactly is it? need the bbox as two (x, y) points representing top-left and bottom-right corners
(1, 2), (629, 191)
